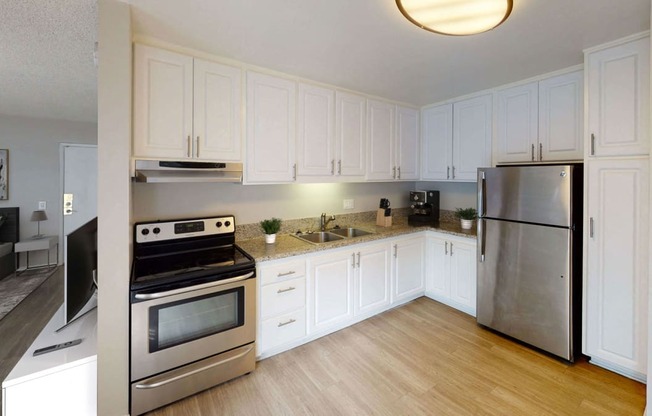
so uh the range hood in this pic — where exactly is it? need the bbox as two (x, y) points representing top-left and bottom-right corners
(134, 160), (243, 183)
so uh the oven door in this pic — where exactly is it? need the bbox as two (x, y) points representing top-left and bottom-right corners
(130, 270), (255, 382)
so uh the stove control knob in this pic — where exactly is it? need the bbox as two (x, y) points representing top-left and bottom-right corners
(153, 227), (161, 234)
(225, 221), (231, 227)
(141, 228), (150, 236)
(216, 221), (223, 228)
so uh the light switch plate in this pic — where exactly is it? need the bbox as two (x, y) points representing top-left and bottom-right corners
(38, 201), (46, 210)
(343, 199), (354, 210)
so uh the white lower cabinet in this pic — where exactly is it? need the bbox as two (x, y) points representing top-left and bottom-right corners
(425, 233), (477, 316)
(257, 232), (473, 359)
(391, 235), (426, 304)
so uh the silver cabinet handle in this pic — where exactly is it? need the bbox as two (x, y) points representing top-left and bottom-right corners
(356, 252), (361, 268)
(338, 160), (342, 175)
(531, 144), (535, 161)
(331, 159), (335, 175)
(393, 244), (398, 258)
(450, 243), (454, 256)
(135, 344), (254, 389)
(393, 166), (396, 179)
(293, 164), (297, 180)
(447, 166), (450, 179)
(187, 135), (191, 158)
(277, 270), (295, 277)
(277, 286), (296, 294)
(539, 143), (543, 161)
(590, 133), (596, 156)
(134, 272), (254, 300)
(445, 241), (448, 255)
(397, 167), (401, 179)
(452, 166), (455, 179)
(352, 252), (356, 268)
(196, 136), (200, 158)
(590, 217), (594, 238)
(278, 318), (296, 327)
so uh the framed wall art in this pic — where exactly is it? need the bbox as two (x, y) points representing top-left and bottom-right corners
(0, 149), (7, 200)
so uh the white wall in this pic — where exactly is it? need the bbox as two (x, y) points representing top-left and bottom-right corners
(133, 181), (416, 225)
(416, 181), (477, 211)
(0, 114), (96, 266)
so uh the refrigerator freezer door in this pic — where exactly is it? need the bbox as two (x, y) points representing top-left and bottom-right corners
(479, 165), (573, 227)
(477, 219), (573, 360)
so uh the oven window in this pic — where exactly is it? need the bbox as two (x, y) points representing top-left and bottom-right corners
(149, 287), (245, 352)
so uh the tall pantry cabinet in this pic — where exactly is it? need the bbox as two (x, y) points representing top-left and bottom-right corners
(583, 32), (650, 382)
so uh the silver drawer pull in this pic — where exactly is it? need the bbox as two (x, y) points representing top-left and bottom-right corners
(277, 286), (296, 294)
(277, 271), (296, 277)
(278, 318), (296, 327)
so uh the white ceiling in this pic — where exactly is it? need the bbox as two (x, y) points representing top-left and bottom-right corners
(0, 0), (649, 123)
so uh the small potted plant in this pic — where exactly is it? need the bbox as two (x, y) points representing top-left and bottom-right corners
(260, 217), (282, 244)
(455, 207), (477, 230)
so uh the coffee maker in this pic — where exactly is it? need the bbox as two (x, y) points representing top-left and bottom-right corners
(408, 190), (440, 226)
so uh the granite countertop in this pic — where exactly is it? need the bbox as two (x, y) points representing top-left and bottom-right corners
(237, 217), (477, 263)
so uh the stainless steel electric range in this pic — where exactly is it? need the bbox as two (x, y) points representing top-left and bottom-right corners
(129, 215), (256, 415)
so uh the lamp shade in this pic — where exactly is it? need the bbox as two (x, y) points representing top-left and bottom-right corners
(31, 210), (48, 222)
(396, 0), (513, 36)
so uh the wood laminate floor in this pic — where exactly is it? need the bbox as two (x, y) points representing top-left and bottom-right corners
(147, 297), (645, 416)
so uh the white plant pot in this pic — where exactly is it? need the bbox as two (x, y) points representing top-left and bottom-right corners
(460, 219), (474, 230)
(265, 233), (277, 244)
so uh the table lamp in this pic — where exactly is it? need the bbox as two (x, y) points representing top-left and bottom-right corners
(30, 210), (48, 239)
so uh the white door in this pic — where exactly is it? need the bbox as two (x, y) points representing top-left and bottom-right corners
(296, 83), (335, 177)
(309, 251), (354, 333)
(452, 94), (492, 181)
(538, 70), (583, 162)
(355, 243), (390, 316)
(61, 144), (97, 264)
(366, 100), (395, 180)
(495, 82), (538, 163)
(335, 91), (366, 178)
(193, 59), (242, 161)
(396, 106), (420, 180)
(426, 236), (449, 299)
(448, 239), (477, 316)
(421, 104), (452, 180)
(392, 236), (425, 303)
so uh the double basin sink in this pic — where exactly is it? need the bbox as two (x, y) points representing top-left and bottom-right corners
(293, 227), (373, 244)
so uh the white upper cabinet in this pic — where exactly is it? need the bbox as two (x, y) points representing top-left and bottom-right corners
(421, 94), (491, 181)
(245, 71), (296, 183)
(496, 70), (583, 164)
(133, 44), (242, 161)
(296, 84), (335, 177)
(586, 35), (650, 157)
(297, 87), (366, 181)
(367, 99), (396, 180)
(367, 100), (419, 181)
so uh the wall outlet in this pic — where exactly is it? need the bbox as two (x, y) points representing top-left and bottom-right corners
(38, 201), (47, 210)
(343, 199), (355, 210)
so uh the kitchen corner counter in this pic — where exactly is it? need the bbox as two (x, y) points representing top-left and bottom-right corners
(236, 218), (476, 263)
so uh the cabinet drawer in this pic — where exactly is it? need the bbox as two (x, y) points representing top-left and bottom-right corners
(260, 277), (306, 319)
(260, 308), (307, 352)
(259, 259), (306, 286)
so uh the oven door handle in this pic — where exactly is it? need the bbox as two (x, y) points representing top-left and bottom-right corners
(134, 271), (254, 300)
(134, 344), (255, 390)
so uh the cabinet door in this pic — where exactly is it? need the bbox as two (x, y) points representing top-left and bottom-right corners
(538, 70), (583, 162)
(586, 158), (649, 376)
(426, 236), (449, 299)
(245, 72), (296, 183)
(448, 239), (477, 316)
(452, 94), (492, 181)
(193, 59), (242, 161)
(133, 44), (193, 159)
(355, 243), (391, 316)
(335, 91), (366, 178)
(392, 236), (425, 303)
(587, 36), (650, 157)
(495, 82), (538, 163)
(366, 100), (395, 180)
(309, 251), (354, 333)
(396, 106), (420, 180)
(421, 104), (453, 180)
(297, 84), (335, 177)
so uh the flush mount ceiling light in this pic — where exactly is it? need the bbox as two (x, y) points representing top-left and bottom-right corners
(396, 0), (513, 36)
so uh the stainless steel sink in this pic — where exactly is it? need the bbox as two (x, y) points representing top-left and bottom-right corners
(329, 228), (373, 238)
(293, 231), (346, 244)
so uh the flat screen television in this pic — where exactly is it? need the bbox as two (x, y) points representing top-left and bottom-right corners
(62, 217), (98, 328)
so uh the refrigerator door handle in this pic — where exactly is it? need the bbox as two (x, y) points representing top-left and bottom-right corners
(478, 171), (487, 217)
(478, 218), (486, 262)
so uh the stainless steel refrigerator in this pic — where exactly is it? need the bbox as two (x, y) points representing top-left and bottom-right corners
(476, 164), (582, 361)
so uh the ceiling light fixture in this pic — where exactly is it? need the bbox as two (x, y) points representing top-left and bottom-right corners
(396, 0), (513, 36)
